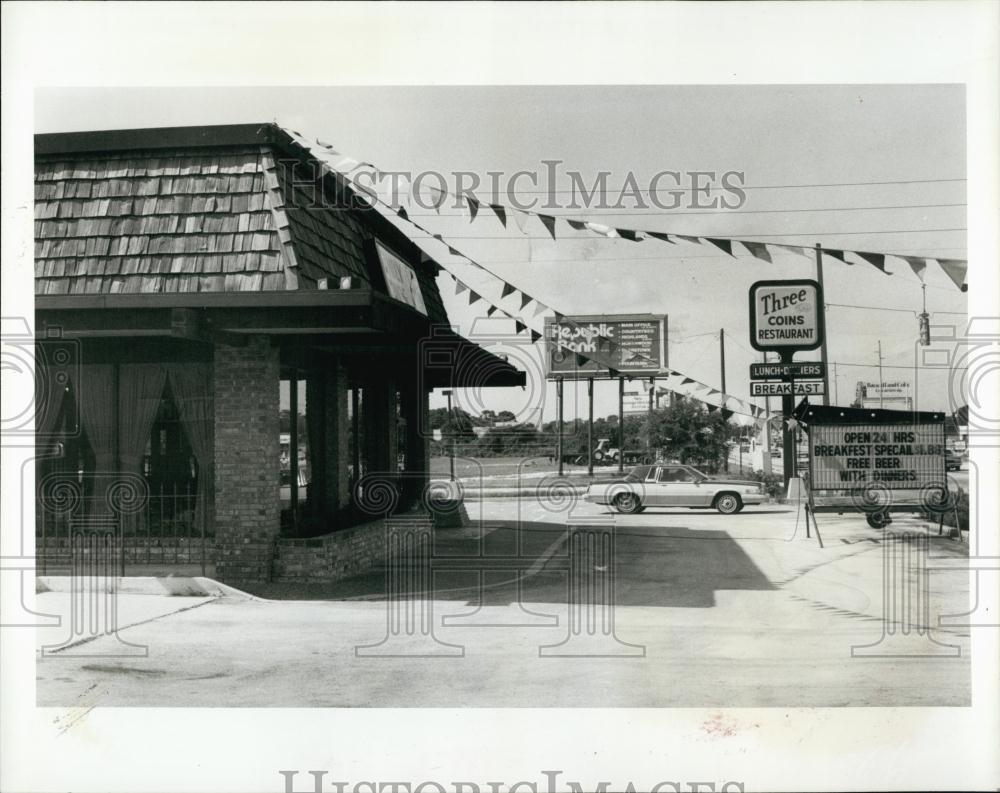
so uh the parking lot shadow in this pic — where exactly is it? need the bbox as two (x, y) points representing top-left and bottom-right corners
(244, 519), (773, 610)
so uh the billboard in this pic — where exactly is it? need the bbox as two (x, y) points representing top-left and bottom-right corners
(810, 422), (946, 490)
(545, 314), (667, 379)
(748, 279), (824, 353)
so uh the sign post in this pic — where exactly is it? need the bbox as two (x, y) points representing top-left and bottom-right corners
(748, 279), (825, 488)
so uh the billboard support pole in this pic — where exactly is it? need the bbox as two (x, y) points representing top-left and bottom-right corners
(815, 243), (830, 405)
(587, 377), (595, 478)
(618, 377), (625, 475)
(556, 377), (564, 477)
(647, 377), (654, 456)
(781, 350), (796, 489)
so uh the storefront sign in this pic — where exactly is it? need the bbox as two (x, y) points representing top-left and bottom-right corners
(750, 381), (826, 397)
(810, 422), (946, 489)
(375, 241), (428, 316)
(545, 314), (667, 379)
(748, 279), (824, 353)
(750, 362), (826, 380)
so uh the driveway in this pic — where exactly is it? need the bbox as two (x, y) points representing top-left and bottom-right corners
(35, 500), (971, 707)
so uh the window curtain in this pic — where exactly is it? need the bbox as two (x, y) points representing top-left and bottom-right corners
(73, 363), (116, 517)
(166, 363), (214, 534)
(117, 364), (167, 476)
(36, 356), (68, 441)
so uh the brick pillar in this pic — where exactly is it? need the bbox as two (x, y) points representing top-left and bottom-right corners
(213, 335), (280, 583)
(322, 361), (350, 515)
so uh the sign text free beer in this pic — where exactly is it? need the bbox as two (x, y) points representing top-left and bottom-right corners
(748, 279), (825, 353)
(750, 381), (826, 397)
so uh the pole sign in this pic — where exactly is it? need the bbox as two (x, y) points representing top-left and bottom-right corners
(751, 381), (825, 397)
(545, 314), (667, 379)
(810, 423), (946, 489)
(748, 279), (824, 353)
(750, 362), (826, 380)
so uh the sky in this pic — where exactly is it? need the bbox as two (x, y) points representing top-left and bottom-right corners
(35, 85), (968, 421)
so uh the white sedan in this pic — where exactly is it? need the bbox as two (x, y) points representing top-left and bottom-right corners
(584, 463), (767, 514)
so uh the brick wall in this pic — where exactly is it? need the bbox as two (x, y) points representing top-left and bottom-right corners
(36, 537), (215, 568)
(273, 513), (436, 583)
(213, 335), (280, 583)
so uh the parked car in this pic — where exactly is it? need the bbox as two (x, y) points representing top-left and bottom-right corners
(584, 463), (767, 515)
(944, 448), (963, 472)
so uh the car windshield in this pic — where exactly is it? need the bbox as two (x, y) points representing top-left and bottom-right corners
(625, 465), (650, 482)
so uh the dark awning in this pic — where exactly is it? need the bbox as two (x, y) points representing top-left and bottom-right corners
(418, 327), (526, 389)
(793, 400), (947, 425)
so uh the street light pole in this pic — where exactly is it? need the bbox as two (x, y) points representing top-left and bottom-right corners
(442, 389), (455, 481)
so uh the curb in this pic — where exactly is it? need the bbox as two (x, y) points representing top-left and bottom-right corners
(36, 575), (259, 599)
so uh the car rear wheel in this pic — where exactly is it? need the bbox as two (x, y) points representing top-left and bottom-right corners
(613, 492), (642, 514)
(866, 511), (891, 529)
(714, 493), (742, 515)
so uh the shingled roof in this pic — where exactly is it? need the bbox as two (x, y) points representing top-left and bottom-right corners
(34, 124), (446, 323)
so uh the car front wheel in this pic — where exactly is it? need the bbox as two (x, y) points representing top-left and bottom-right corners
(613, 492), (642, 514)
(714, 493), (742, 515)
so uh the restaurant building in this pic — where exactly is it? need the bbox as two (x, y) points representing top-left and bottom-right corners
(33, 123), (524, 583)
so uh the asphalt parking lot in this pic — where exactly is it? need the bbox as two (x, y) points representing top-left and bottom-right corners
(35, 500), (971, 707)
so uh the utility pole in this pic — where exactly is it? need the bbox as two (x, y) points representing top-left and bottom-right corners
(442, 389), (455, 481)
(876, 342), (884, 409)
(719, 328), (728, 472)
(719, 328), (726, 396)
(815, 243), (830, 405)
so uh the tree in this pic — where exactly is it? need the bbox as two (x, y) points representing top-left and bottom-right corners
(646, 396), (732, 469)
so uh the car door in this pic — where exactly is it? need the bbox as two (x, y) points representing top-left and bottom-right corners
(642, 465), (667, 506)
(658, 466), (707, 506)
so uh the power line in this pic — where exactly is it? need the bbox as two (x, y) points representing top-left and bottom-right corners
(410, 177), (967, 196)
(826, 302), (967, 316)
(407, 201), (967, 218)
(412, 227), (966, 240)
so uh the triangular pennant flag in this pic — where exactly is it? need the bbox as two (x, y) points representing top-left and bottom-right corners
(823, 248), (848, 263)
(773, 243), (810, 258)
(455, 281), (468, 295)
(486, 305), (498, 317)
(501, 282), (516, 299)
(575, 354), (588, 368)
(585, 222), (617, 238)
(512, 209), (531, 234)
(426, 186), (444, 213)
(647, 232), (675, 244)
(675, 234), (701, 245)
(741, 241), (772, 263)
(520, 292), (533, 310)
(397, 206), (409, 222)
(608, 368), (620, 378)
(566, 219), (588, 231)
(466, 195), (479, 222)
(708, 389), (720, 397)
(706, 238), (734, 256)
(538, 214), (557, 240)
(532, 302), (548, 318)
(514, 320), (527, 335)
(721, 408), (734, 421)
(856, 251), (889, 274)
(490, 204), (507, 227)
(937, 259), (968, 291)
(616, 228), (640, 242)
(468, 291), (481, 306)
(682, 378), (694, 386)
(530, 330), (541, 343)
(900, 256), (928, 281)
(316, 139), (337, 152)
(706, 404), (719, 413)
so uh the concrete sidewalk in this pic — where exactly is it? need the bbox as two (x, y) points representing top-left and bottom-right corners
(35, 501), (971, 707)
